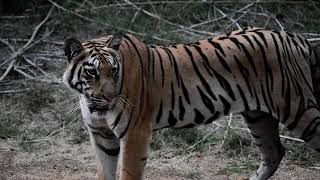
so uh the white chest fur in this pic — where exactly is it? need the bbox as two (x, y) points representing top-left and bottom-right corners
(79, 95), (127, 137)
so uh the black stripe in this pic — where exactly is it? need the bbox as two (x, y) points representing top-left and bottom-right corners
(285, 36), (301, 85)
(119, 110), (134, 139)
(252, 35), (275, 112)
(156, 101), (163, 123)
(234, 28), (247, 35)
(123, 35), (145, 129)
(68, 63), (78, 89)
(287, 39), (314, 94)
(253, 87), (261, 111)
(252, 35), (274, 90)
(123, 39), (132, 53)
(205, 111), (220, 124)
(197, 86), (215, 113)
(236, 84), (249, 111)
(161, 47), (173, 65)
(77, 66), (82, 80)
(208, 39), (226, 56)
(171, 82), (175, 110)
(212, 69), (235, 101)
(238, 38), (258, 76)
(260, 82), (272, 113)
(180, 75), (191, 104)
(271, 33), (285, 96)
(219, 95), (230, 115)
(255, 31), (268, 48)
(194, 108), (205, 124)
(287, 85), (305, 130)
(154, 49), (165, 87)
(184, 46), (217, 101)
(281, 81), (291, 123)
(229, 37), (242, 49)
(192, 45), (213, 77)
(178, 96), (185, 120)
(234, 55), (253, 96)
(96, 144), (120, 156)
(163, 47), (180, 87)
(87, 124), (116, 139)
(215, 49), (232, 73)
(90, 53), (97, 58)
(112, 111), (123, 130)
(297, 35), (306, 46)
(286, 32), (295, 38)
(168, 111), (177, 126)
(241, 35), (255, 49)
(91, 131), (114, 140)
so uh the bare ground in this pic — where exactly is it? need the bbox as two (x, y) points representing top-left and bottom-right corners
(1, 1), (320, 180)
(1, 132), (320, 180)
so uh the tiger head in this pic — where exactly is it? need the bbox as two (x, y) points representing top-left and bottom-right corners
(62, 33), (123, 111)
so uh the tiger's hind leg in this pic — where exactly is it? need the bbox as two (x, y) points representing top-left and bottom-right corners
(241, 111), (285, 180)
(298, 108), (320, 153)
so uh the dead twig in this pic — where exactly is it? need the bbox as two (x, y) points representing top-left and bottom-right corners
(123, 0), (216, 36)
(6, 38), (64, 45)
(212, 121), (305, 143)
(0, 88), (32, 94)
(0, 6), (55, 82)
(47, 118), (78, 137)
(216, 7), (242, 30)
(0, 38), (15, 53)
(47, 0), (105, 26)
(307, 38), (320, 42)
(48, 0), (171, 42)
(217, 113), (234, 151)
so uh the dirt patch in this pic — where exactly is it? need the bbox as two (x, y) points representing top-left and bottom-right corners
(1, 135), (320, 180)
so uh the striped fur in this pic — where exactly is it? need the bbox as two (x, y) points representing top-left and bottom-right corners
(63, 27), (320, 180)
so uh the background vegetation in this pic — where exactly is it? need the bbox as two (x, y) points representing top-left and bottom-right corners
(0, 0), (320, 179)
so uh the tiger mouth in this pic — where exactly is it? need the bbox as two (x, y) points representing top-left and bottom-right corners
(86, 95), (117, 113)
(102, 95), (114, 102)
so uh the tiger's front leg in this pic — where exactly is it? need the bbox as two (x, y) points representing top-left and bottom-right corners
(118, 124), (151, 180)
(87, 124), (120, 180)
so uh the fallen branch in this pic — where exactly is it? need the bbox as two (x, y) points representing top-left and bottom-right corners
(212, 121), (304, 143)
(0, 38), (15, 53)
(0, 6), (54, 82)
(307, 38), (320, 42)
(4, 38), (64, 45)
(0, 88), (32, 94)
(48, 0), (171, 42)
(218, 113), (234, 151)
(123, 0), (216, 36)
(216, 7), (242, 30)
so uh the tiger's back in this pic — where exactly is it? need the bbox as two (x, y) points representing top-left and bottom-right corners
(148, 28), (317, 136)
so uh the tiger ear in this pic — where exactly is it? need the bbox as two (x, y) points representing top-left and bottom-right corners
(107, 33), (123, 51)
(64, 38), (84, 61)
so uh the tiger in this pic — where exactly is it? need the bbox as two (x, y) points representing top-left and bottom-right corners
(62, 27), (320, 180)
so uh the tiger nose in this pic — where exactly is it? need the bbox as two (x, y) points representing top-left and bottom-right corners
(91, 89), (103, 97)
